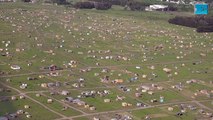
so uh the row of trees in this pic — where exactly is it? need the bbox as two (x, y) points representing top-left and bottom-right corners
(168, 16), (213, 32)
(73, 0), (178, 11)
(22, 0), (179, 12)
(73, 1), (112, 10)
(127, 1), (149, 11)
(88, 0), (129, 6)
(73, 0), (133, 10)
(22, 0), (70, 5)
(73, 1), (95, 9)
(50, 0), (69, 5)
(73, 0), (145, 11)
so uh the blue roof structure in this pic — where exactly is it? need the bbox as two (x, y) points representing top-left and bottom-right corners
(194, 4), (208, 15)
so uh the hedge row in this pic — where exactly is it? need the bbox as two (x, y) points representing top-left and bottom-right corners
(94, 2), (112, 10)
(197, 26), (213, 32)
(168, 16), (213, 32)
(74, 0), (150, 11)
(73, 0), (178, 11)
(127, 1), (148, 11)
(88, 0), (129, 6)
(73, 2), (95, 9)
(73, 1), (112, 10)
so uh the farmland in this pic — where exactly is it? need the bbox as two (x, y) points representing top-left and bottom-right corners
(0, 1), (213, 120)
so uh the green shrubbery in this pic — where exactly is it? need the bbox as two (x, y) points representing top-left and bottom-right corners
(127, 1), (149, 11)
(46, 0), (179, 12)
(168, 16), (213, 32)
(94, 2), (112, 10)
(88, 0), (129, 6)
(43, 0), (70, 5)
(73, 1), (95, 9)
(73, 1), (112, 10)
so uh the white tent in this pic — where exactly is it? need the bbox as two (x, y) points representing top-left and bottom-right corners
(145, 5), (168, 11)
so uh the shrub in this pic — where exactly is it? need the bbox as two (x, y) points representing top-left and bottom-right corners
(168, 16), (197, 28)
(89, 0), (129, 6)
(165, 6), (178, 11)
(168, 16), (213, 32)
(74, 2), (95, 9)
(22, 0), (31, 2)
(51, 0), (70, 5)
(127, 1), (148, 11)
(197, 26), (213, 32)
(94, 2), (112, 10)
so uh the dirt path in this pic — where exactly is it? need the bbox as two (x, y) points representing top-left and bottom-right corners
(41, 93), (88, 115)
(193, 100), (213, 112)
(0, 82), (67, 119)
(0, 69), (73, 78)
(56, 99), (212, 120)
(0, 59), (209, 79)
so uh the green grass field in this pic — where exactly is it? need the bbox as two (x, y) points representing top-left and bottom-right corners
(0, 1), (212, 120)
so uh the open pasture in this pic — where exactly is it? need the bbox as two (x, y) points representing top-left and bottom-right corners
(0, 2), (212, 120)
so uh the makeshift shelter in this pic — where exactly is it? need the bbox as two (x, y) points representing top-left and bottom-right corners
(10, 65), (21, 70)
(145, 5), (168, 11)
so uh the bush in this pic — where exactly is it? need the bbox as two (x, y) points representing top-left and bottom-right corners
(165, 6), (178, 11)
(127, 1), (148, 11)
(168, 16), (213, 32)
(73, 1), (112, 10)
(168, 16), (197, 28)
(169, 16), (213, 28)
(197, 26), (213, 32)
(22, 0), (31, 2)
(89, 0), (129, 6)
(50, 0), (70, 5)
(74, 2), (95, 9)
(94, 2), (112, 10)
(109, 0), (129, 6)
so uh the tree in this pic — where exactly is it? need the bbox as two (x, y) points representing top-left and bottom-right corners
(22, 0), (31, 2)
(74, 2), (95, 9)
(94, 2), (112, 10)
(51, 0), (70, 5)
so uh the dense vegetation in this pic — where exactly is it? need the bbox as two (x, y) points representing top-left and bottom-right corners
(127, 1), (149, 11)
(94, 2), (112, 10)
(73, 0), (178, 11)
(73, 1), (112, 10)
(73, 1), (95, 9)
(88, 0), (129, 6)
(168, 16), (213, 32)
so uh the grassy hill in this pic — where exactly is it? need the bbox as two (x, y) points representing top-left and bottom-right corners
(0, 2), (212, 120)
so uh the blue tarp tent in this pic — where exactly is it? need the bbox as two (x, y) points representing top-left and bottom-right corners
(194, 4), (208, 15)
